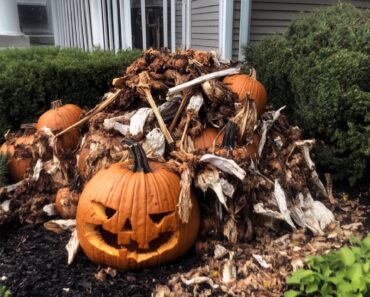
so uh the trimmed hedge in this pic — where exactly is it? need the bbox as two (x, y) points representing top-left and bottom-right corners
(244, 3), (370, 185)
(0, 47), (142, 138)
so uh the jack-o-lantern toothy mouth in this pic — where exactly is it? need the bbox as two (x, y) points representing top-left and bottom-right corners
(84, 201), (179, 256)
(84, 223), (178, 255)
(96, 226), (174, 253)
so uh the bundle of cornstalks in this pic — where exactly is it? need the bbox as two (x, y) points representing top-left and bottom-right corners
(0, 48), (334, 253)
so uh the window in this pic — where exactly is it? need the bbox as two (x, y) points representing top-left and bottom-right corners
(18, 4), (52, 35)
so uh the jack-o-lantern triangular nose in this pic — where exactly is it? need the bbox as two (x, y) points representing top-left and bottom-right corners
(122, 219), (133, 231)
(118, 219), (133, 245)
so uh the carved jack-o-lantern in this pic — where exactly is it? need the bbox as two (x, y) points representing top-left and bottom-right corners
(76, 143), (200, 270)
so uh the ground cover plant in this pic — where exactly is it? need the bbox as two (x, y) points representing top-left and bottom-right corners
(244, 3), (370, 186)
(0, 285), (10, 297)
(285, 233), (370, 297)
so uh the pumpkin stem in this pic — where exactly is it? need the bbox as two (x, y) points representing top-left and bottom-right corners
(250, 68), (257, 80)
(51, 100), (63, 109)
(123, 140), (151, 173)
(221, 121), (237, 150)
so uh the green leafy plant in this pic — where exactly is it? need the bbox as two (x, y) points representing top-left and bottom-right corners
(0, 153), (8, 187)
(0, 47), (142, 140)
(285, 233), (370, 297)
(0, 285), (10, 297)
(244, 3), (370, 185)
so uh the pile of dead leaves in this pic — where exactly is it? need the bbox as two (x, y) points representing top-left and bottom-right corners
(0, 49), (335, 238)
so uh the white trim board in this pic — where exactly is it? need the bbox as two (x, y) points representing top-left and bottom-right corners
(163, 0), (168, 47)
(219, 0), (233, 60)
(239, 0), (252, 60)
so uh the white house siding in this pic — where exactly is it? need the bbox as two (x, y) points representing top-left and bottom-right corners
(191, 0), (219, 50)
(250, 0), (370, 42)
(232, 0), (241, 60)
(175, 0), (182, 48)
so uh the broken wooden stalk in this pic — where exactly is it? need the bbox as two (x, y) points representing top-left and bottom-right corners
(56, 89), (122, 138)
(140, 86), (174, 146)
(169, 92), (191, 132)
(167, 68), (241, 95)
(239, 99), (257, 142)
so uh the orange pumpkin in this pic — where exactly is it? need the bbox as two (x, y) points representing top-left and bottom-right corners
(36, 100), (82, 152)
(215, 122), (260, 161)
(223, 73), (267, 116)
(192, 127), (224, 151)
(76, 143), (200, 270)
(0, 124), (35, 182)
(55, 187), (79, 219)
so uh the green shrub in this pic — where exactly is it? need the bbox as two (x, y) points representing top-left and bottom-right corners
(285, 233), (370, 297)
(0, 47), (142, 139)
(0, 285), (10, 297)
(244, 3), (370, 185)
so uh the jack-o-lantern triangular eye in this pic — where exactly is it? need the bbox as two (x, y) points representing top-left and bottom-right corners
(105, 207), (116, 219)
(91, 201), (117, 220)
(149, 211), (173, 225)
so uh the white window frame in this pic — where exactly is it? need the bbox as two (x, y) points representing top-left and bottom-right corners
(170, 0), (175, 51)
(163, 0), (168, 47)
(139, 0), (178, 50)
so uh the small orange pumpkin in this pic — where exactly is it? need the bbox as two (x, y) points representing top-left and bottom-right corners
(223, 73), (267, 116)
(76, 142), (200, 270)
(36, 100), (82, 152)
(55, 187), (79, 219)
(0, 124), (35, 182)
(215, 122), (260, 161)
(192, 127), (224, 151)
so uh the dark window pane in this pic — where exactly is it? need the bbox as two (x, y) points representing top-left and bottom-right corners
(18, 4), (51, 35)
(131, 0), (143, 49)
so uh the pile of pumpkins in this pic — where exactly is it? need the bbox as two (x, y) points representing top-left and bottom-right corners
(1, 66), (267, 270)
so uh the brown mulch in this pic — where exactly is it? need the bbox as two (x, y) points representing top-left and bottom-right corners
(0, 223), (204, 297)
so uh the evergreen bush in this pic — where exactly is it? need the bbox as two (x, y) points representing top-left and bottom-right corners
(244, 3), (370, 185)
